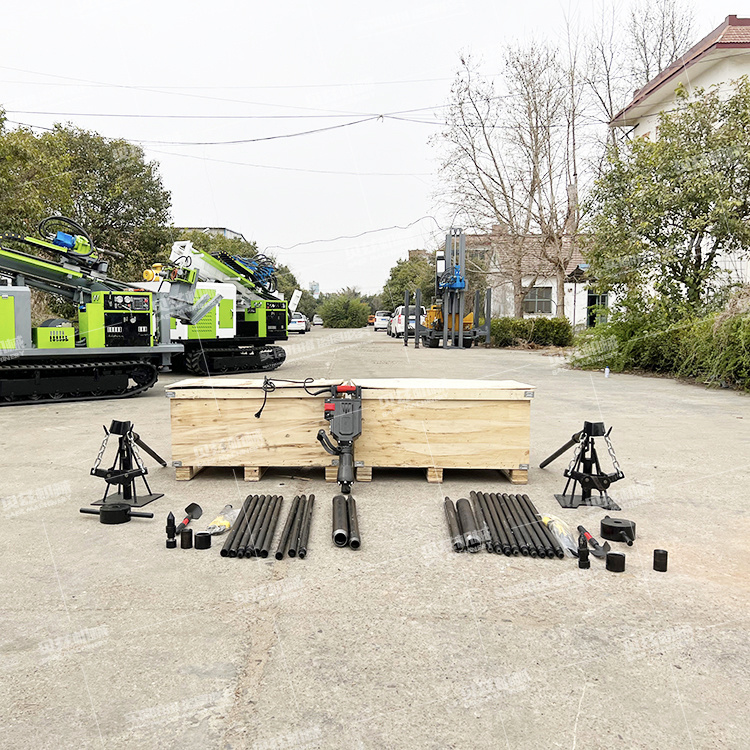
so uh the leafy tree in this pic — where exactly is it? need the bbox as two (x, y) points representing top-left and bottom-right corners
(0, 114), (73, 234)
(381, 255), (435, 310)
(587, 78), (750, 312)
(318, 293), (369, 328)
(50, 126), (173, 280)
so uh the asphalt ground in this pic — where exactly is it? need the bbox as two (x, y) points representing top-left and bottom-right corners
(2, 326), (749, 749)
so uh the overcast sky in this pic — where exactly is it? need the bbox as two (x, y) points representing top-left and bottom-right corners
(1, 1), (739, 296)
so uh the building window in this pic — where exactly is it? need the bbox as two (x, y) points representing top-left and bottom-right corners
(523, 286), (552, 314)
(587, 292), (608, 327)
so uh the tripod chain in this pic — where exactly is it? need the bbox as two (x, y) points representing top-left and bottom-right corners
(92, 432), (110, 472)
(604, 433), (623, 476)
(128, 431), (147, 473)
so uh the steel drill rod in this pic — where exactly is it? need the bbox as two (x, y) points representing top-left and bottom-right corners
(477, 491), (505, 555)
(347, 496), (361, 550)
(297, 494), (315, 559)
(249, 494), (275, 557)
(482, 491), (511, 555)
(254, 495), (278, 556)
(288, 496), (307, 557)
(221, 495), (254, 557)
(516, 494), (558, 558)
(332, 494), (349, 547)
(275, 496), (301, 560)
(508, 493), (547, 557)
(444, 498), (464, 552)
(489, 493), (519, 555)
(237, 494), (265, 557)
(504, 493), (538, 557)
(228, 496), (258, 558)
(497, 493), (531, 556)
(520, 494), (565, 559)
(260, 496), (283, 558)
(242, 494), (270, 557)
(456, 498), (481, 552)
(481, 492), (510, 555)
(470, 491), (493, 552)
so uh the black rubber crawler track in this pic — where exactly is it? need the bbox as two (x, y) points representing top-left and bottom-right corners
(0, 359), (158, 406)
(184, 345), (286, 376)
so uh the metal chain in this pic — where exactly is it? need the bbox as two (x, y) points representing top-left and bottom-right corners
(129, 432), (147, 473)
(566, 439), (582, 474)
(92, 432), (109, 471)
(604, 433), (623, 476)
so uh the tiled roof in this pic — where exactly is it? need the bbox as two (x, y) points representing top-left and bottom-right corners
(611, 15), (750, 126)
(466, 226), (586, 278)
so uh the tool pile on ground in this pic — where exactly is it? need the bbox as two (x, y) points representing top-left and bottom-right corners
(220, 495), (284, 559)
(332, 495), (360, 550)
(444, 491), (564, 558)
(275, 494), (315, 560)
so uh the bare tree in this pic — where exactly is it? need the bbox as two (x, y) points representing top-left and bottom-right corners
(435, 50), (579, 317)
(629, 0), (695, 88)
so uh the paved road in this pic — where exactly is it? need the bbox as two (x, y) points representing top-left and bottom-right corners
(2, 327), (749, 749)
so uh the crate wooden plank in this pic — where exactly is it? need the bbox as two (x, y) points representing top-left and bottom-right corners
(169, 378), (534, 480)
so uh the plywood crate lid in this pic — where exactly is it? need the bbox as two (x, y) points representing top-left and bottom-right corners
(168, 378), (535, 402)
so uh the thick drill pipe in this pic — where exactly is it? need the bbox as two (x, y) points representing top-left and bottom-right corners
(444, 497), (464, 552)
(260, 496), (283, 558)
(288, 496), (307, 557)
(347, 496), (361, 550)
(489, 493), (519, 555)
(508, 493), (547, 557)
(456, 497), (481, 552)
(332, 495), (349, 547)
(297, 494), (315, 559)
(470, 491), (493, 552)
(275, 496), (300, 560)
(221, 495), (254, 557)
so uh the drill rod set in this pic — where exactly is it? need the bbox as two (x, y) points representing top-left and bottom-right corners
(220, 494), (285, 559)
(444, 491), (565, 558)
(276, 494), (315, 560)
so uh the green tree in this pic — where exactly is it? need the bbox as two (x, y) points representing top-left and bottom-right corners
(318, 293), (369, 328)
(381, 255), (435, 310)
(0, 114), (73, 234)
(51, 126), (173, 280)
(587, 78), (750, 311)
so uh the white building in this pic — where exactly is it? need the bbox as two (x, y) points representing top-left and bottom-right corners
(611, 15), (750, 139)
(611, 14), (750, 286)
(466, 227), (598, 330)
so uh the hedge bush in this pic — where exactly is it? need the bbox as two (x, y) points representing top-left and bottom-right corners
(318, 295), (370, 329)
(490, 317), (574, 348)
(570, 296), (750, 389)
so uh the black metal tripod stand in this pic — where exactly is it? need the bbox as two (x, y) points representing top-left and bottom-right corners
(540, 421), (624, 510)
(90, 420), (166, 508)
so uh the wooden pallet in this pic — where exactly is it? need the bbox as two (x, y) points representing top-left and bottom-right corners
(173, 463), (528, 485)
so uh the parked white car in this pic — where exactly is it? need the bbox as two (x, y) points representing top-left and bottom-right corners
(389, 305), (426, 337)
(288, 311), (307, 334)
(374, 310), (391, 331)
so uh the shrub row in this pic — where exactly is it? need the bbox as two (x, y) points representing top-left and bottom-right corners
(490, 317), (574, 348)
(571, 305), (750, 389)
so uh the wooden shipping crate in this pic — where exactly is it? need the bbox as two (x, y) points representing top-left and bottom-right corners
(167, 378), (535, 484)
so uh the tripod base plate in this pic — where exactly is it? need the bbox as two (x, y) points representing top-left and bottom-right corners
(92, 492), (163, 508)
(555, 493), (621, 511)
